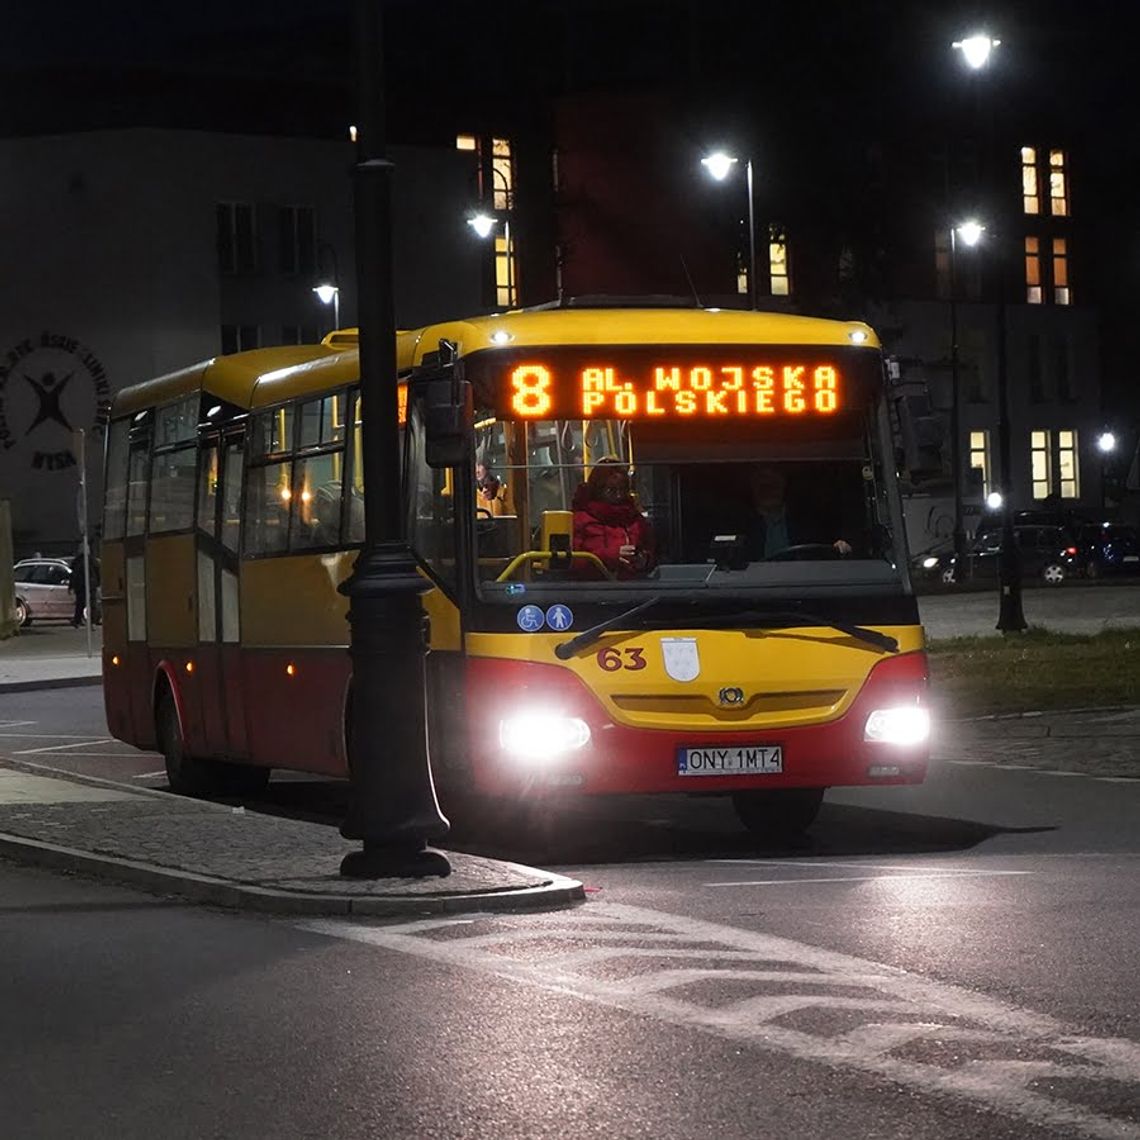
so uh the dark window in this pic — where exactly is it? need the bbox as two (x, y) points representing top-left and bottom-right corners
(1056, 338), (1074, 402)
(221, 325), (260, 355)
(1027, 335), (1045, 403)
(217, 202), (258, 276)
(278, 206), (317, 276)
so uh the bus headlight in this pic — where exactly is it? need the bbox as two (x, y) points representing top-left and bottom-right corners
(864, 706), (930, 746)
(500, 712), (591, 761)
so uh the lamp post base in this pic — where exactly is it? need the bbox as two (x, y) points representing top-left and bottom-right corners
(340, 843), (452, 880)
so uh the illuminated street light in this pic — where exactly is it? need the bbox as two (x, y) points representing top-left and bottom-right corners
(467, 213), (495, 239)
(986, 491), (1003, 511)
(956, 220), (985, 247)
(952, 34), (1001, 70)
(701, 151), (756, 309)
(312, 283), (340, 329)
(1097, 431), (1116, 454)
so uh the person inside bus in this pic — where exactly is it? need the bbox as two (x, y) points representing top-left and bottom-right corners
(571, 457), (657, 578)
(475, 461), (511, 517)
(741, 464), (852, 559)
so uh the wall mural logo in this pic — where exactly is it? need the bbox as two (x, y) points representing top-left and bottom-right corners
(0, 332), (112, 470)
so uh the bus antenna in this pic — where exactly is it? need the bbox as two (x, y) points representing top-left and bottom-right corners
(679, 256), (703, 308)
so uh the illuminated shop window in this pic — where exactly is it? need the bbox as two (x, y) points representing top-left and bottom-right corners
(1058, 429), (1080, 498)
(1021, 146), (1040, 214)
(1053, 238), (1071, 305)
(736, 254), (748, 296)
(492, 138), (514, 211)
(1025, 237), (1042, 304)
(969, 430), (991, 496)
(1031, 429), (1053, 499)
(768, 225), (790, 296)
(1049, 150), (1069, 217)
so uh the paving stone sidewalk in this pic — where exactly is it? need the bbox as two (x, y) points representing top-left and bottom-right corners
(0, 766), (584, 915)
(934, 707), (1140, 779)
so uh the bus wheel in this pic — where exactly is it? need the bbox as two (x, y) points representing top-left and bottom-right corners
(156, 689), (217, 797)
(732, 789), (824, 838)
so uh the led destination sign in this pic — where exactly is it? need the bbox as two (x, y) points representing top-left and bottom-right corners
(474, 346), (876, 422)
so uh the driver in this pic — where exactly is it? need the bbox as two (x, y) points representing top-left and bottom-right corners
(743, 465), (852, 559)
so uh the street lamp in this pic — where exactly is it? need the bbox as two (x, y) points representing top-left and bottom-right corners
(1098, 431), (1117, 510)
(952, 34), (1001, 71)
(467, 212), (514, 308)
(948, 219), (985, 577)
(950, 30), (1024, 632)
(702, 151), (757, 309)
(312, 243), (341, 333)
(312, 282), (340, 330)
(337, 0), (450, 878)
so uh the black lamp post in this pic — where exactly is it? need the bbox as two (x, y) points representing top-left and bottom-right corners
(338, 0), (450, 878)
(948, 219), (984, 578)
(701, 152), (757, 309)
(952, 29), (1025, 633)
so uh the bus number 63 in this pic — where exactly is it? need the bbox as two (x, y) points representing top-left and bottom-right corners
(596, 646), (647, 671)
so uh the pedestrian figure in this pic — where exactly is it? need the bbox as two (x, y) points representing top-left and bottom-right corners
(68, 544), (100, 627)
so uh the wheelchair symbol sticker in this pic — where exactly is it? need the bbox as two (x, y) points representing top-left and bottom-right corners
(516, 605), (546, 632)
(545, 604), (574, 631)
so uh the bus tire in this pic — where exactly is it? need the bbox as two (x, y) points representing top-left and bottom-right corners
(156, 687), (218, 797)
(732, 788), (824, 838)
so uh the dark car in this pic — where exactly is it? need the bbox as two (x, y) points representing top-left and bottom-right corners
(946, 523), (1074, 586)
(910, 540), (958, 585)
(1070, 524), (1140, 578)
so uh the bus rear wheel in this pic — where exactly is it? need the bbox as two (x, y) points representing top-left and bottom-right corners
(157, 689), (221, 797)
(732, 788), (824, 838)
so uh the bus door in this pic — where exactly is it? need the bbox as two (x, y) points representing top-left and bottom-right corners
(196, 428), (248, 757)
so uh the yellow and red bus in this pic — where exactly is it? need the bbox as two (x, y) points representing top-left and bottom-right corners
(102, 303), (929, 835)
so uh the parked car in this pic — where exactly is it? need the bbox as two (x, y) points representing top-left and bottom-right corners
(910, 539), (957, 585)
(12, 557), (78, 626)
(1069, 523), (1140, 578)
(943, 523), (1075, 586)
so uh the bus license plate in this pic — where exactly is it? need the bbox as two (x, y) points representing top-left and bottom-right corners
(677, 745), (783, 776)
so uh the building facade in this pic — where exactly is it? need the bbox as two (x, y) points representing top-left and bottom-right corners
(0, 128), (481, 556)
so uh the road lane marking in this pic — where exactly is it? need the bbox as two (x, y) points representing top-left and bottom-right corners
(0, 732), (114, 740)
(703, 871), (1035, 888)
(301, 902), (1140, 1140)
(12, 738), (115, 755)
(130, 770), (168, 779)
(709, 859), (996, 872)
(0, 721), (36, 728)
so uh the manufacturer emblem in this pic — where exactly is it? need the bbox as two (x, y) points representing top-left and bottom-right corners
(718, 686), (746, 706)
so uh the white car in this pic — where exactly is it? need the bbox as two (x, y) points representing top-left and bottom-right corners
(12, 558), (78, 627)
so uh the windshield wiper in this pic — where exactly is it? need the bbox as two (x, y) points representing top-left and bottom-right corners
(554, 599), (897, 658)
(554, 595), (664, 659)
(669, 609), (898, 652)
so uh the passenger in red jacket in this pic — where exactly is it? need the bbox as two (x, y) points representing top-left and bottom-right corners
(571, 458), (657, 579)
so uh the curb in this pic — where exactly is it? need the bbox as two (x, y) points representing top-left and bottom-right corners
(945, 703), (1140, 723)
(0, 674), (103, 694)
(0, 831), (587, 916)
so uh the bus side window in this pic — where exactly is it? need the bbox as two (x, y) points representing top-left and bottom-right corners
(244, 460), (292, 556)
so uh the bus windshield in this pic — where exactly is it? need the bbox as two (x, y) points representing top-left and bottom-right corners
(466, 409), (903, 598)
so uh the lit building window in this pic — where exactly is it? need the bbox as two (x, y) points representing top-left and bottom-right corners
(768, 225), (790, 296)
(495, 232), (516, 308)
(969, 430), (991, 496)
(1058, 429), (1080, 498)
(456, 134), (478, 152)
(1049, 150), (1068, 217)
(736, 254), (748, 296)
(1031, 429), (1053, 500)
(1025, 236), (1042, 304)
(1021, 146), (1040, 214)
(492, 137), (514, 211)
(1053, 238), (1071, 305)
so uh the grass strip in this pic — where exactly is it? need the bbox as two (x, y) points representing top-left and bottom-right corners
(927, 627), (1140, 717)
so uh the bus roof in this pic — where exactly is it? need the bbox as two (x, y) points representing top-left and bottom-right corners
(110, 306), (880, 418)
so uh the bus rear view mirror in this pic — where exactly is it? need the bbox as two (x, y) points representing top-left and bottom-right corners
(412, 374), (473, 469)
